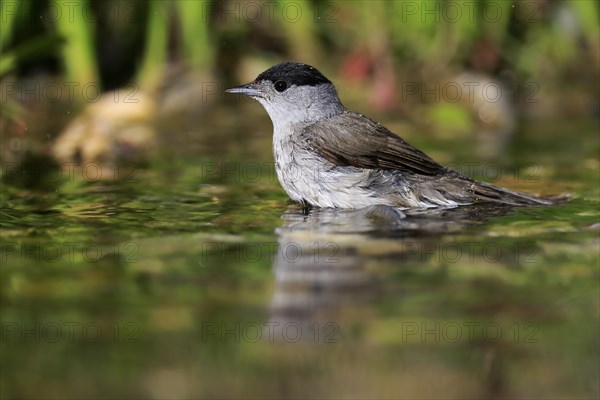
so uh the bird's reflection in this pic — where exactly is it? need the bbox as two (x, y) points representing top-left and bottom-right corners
(269, 204), (516, 338)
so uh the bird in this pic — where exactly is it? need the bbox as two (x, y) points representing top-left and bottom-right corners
(226, 61), (552, 209)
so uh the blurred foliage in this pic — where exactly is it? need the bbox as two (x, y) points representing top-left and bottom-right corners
(1, 0), (598, 164)
(0, 0), (597, 89)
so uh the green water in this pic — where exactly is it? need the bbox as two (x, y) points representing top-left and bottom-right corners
(1, 114), (599, 399)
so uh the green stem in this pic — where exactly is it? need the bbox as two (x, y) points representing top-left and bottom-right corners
(137, 0), (170, 90)
(175, 0), (212, 70)
(52, 0), (99, 96)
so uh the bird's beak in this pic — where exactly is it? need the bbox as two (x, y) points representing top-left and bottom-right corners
(225, 82), (264, 97)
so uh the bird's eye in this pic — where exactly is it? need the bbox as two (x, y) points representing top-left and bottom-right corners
(274, 81), (288, 92)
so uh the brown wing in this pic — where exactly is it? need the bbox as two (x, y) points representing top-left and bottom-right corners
(302, 111), (445, 175)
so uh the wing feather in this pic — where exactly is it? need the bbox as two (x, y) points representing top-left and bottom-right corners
(302, 111), (444, 175)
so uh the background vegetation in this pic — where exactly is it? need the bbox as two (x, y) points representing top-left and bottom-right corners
(1, 0), (597, 100)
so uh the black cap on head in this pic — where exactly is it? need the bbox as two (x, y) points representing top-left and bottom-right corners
(256, 62), (332, 86)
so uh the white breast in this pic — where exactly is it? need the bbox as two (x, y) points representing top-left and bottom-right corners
(272, 123), (396, 208)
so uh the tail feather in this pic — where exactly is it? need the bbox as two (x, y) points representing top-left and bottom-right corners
(469, 180), (554, 206)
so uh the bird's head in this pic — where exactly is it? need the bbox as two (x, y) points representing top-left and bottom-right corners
(226, 62), (344, 126)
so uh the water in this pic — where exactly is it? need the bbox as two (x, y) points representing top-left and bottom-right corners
(1, 111), (598, 398)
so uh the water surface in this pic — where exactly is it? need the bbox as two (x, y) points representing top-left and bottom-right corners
(1, 112), (598, 399)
